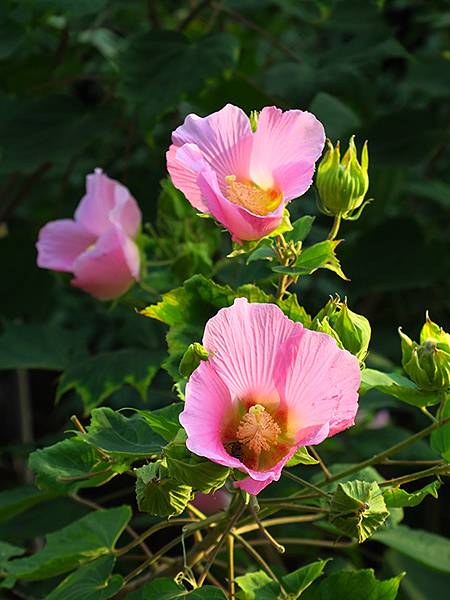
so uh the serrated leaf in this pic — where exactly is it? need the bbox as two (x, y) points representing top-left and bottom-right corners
(360, 368), (440, 407)
(236, 559), (329, 599)
(44, 555), (122, 600)
(135, 463), (192, 518)
(164, 438), (229, 493)
(374, 525), (450, 572)
(118, 31), (239, 124)
(138, 404), (183, 442)
(301, 568), (403, 600)
(82, 408), (166, 458)
(57, 349), (163, 414)
(383, 480), (441, 508)
(140, 275), (311, 380)
(5, 506), (131, 581)
(29, 437), (114, 494)
(272, 240), (348, 280)
(124, 577), (226, 599)
(330, 480), (389, 542)
(0, 322), (85, 370)
(286, 446), (319, 467)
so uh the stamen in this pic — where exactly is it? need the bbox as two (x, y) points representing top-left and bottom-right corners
(236, 404), (281, 455)
(225, 175), (281, 216)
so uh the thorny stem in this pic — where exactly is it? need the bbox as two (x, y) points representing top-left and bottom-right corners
(327, 214), (342, 240)
(249, 502), (285, 554)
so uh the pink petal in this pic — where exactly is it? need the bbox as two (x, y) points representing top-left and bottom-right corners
(75, 168), (140, 237)
(36, 219), (96, 272)
(166, 144), (210, 212)
(272, 160), (316, 202)
(203, 298), (301, 404)
(72, 226), (140, 300)
(249, 107), (325, 199)
(171, 104), (253, 192)
(198, 169), (284, 242)
(181, 361), (243, 470)
(274, 330), (360, 440)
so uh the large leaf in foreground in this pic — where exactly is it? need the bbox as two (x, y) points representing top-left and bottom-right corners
(301, 568), (403, 599)
(44, 555), (122, 600)
(82, 408), (166, 458)
(360, 368), (439, 407)
(124, 576), (226, 599)
(135, 462), (192, 518)
(6, 506), (131, 580)
(57, 349), (163, 414)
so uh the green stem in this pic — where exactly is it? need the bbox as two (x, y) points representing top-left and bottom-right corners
(379, 463), (449, 488)
(249, 502), (285, 554)
(283, 471), (332, 498)
(328, 214), (342, 240)
(114, 518), (199, 557)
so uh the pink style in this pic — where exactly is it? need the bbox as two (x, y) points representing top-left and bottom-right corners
(167, 104), (325, 242)
(180, 299), (360, 495)
(36, 169), (141, 301)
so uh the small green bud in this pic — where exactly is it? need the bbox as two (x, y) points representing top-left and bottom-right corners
(179, 342), (209, 378)
(316, 136), (370, 220)
(313, 296), (371, 363)
(399, 315), (450, 392)
(249, 110), (259, 132)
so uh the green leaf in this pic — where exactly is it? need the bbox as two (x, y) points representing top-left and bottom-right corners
(285, 215), (316, 243)
(330, 480), (389, 542)
(164, 435), (230, 493)
(0, 541), (24, 589)
(286, 447), (319, 467)
(135, 462), (192, 518)
(0, 486), (55, 524)
(246, 244), (276, 264)
(5, 506), (131, 580)
(383, 480), (441, 508)
(118, 31), (239, 124)
(44, 556), (122, 600)
(138, 404), (184, 442)
(374, 525), (450, 572)
(0, 322), (85, 370)
(83, 408), (166, 458)
(57, 349), (163, 414)
(29, 437), (114, 494)
(141, 275), (311, 380)
(301, 568), (403, 600)
(236, 560), (329, 599)
(431, 396), (450, 460)
(360, 368), (440, 407)
(124, 577), (226, 599)
(272, 240), (348, 280)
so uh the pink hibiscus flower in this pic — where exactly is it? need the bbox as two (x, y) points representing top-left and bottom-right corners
(167, 104), (325, 242)
(180, 299), (360, 495)
(36, 168), (141, 301)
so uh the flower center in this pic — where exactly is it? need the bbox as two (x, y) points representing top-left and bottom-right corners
(236, 404), (281, 455)
(225, 175), (281, 216)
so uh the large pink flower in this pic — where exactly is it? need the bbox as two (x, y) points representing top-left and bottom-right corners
(167, 104), (325, 242)
(36, 168), (141, 301)
(180, 299), (360, 495)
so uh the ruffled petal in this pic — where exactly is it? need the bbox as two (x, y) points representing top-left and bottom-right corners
(75, 168), (140, 237)
(249, 107), (325, 197)
(181, 360), (243, 470)
(171, 104), (252, 190)
(72, 226), (140, 300)
(272, 160), (316, 202)
(166, 143), (210, 212)
(203, 298), (301, 403)
(198, 168), (284, 242)
(36, 219), (96, 272)
(274, 330), (360, 439)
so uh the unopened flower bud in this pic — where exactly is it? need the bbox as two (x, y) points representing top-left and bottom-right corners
(399, 314), (450, 391)
(313, 296), (371, 363)
(179, 342), (209, 378)
(316, 136), (370, 220)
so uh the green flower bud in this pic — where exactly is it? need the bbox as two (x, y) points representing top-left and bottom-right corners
(179, 342), (209, 378)
(316, 136), (370, 220)
(312, 296), (371, 363)
(399, 314), (450, 392)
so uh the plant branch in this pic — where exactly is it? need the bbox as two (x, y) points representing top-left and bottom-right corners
(249, 502), (285, 554)
(327, 214), (342, 240)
